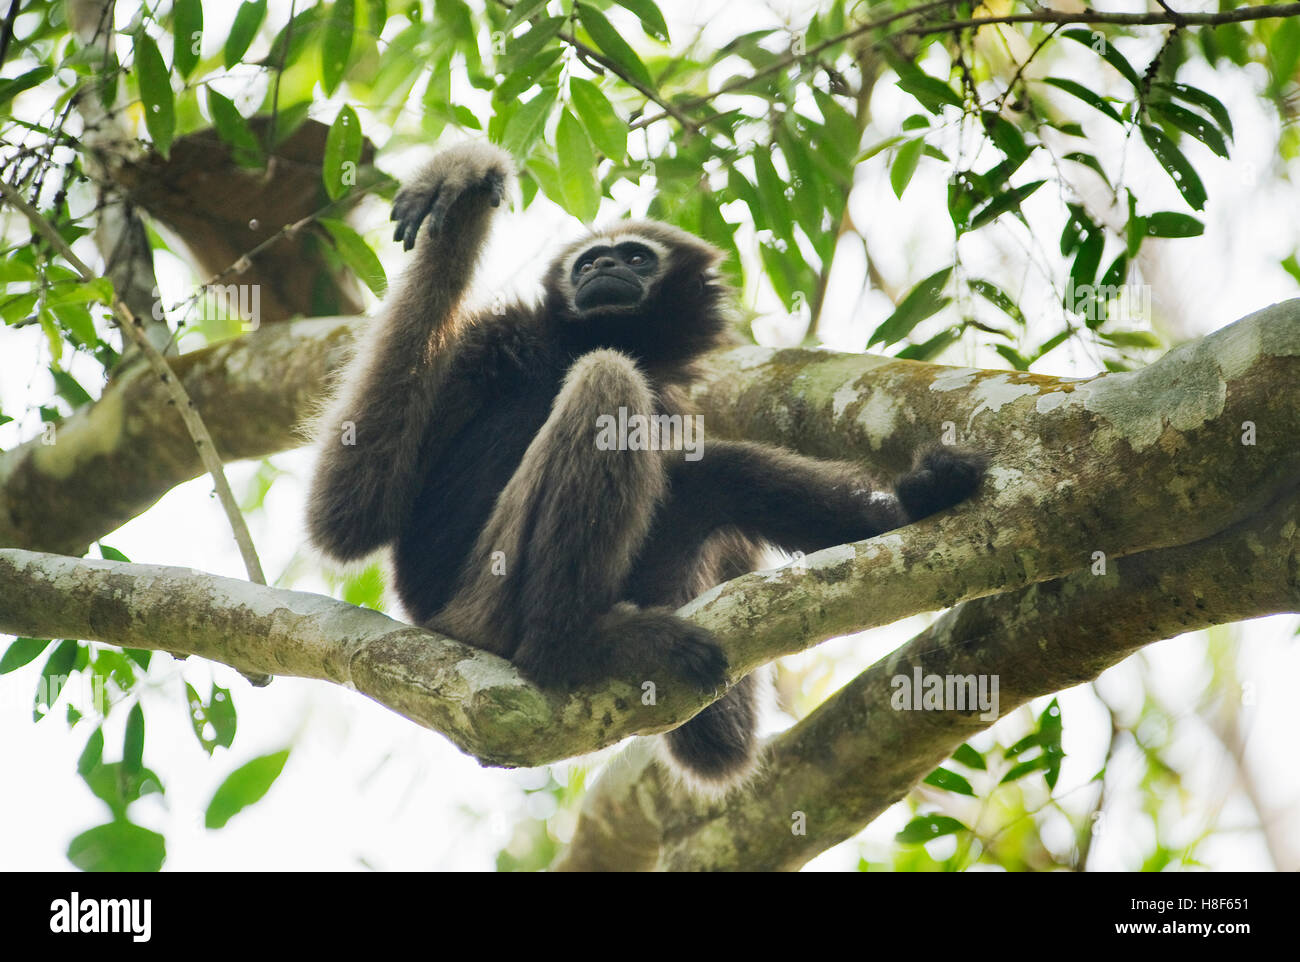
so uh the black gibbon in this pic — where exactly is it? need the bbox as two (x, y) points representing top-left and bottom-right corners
(306, 141), (987, 791)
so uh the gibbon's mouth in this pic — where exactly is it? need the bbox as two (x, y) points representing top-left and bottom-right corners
(574, 270), (642, 311)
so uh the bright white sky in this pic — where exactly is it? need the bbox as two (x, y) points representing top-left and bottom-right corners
(1, 0), (1298, 871)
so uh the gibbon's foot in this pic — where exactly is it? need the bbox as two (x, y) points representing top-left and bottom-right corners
(513, 609), (728, 692)
(895, 445), (988, 522)
(390, 142), (513, 250)
(656, 616), (730, 691)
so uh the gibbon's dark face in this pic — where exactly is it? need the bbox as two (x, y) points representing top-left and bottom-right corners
(542, 221), (731, 369)
(570, 240), (661, 314)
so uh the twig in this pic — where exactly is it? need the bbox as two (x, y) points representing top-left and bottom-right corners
(0, 177), (267, 591)
(902, 2), (1300, 37)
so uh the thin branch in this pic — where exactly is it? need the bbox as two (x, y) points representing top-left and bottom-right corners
(902, 2), (1300, 37)
(0, 177), (267, 590)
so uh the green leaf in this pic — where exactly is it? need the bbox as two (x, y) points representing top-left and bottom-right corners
(569, 78), (626, 161)
(67, 820), (166, 872)
(77, 727), (104, 775)
(576, 3), (653, 88)
(1148, 100), (1229, 158)
(1001, 756), (1048, 783)
(1069, 231), (1104, 301)
(0, 66), (53, 109)
(502, 86), (557, 158)
(503, 15), (565, 74)
(207, 90), (263, 168)
(322, 0), (356, 94)
(186, 682), (237, 754)
(1101, 330), (1162, 349)
(1062, 28), (1142, 88)
(981, 110), (1029, 161)
(1268, 16), (1300, 97)
(504, 0), (549, 32)
(0, 637), (49, 674)
(340, 563), (385, 609)
(265, 5), (321, 70)
(205, 749), (291, 828)
(612, 0), (670, 43)
(1062, 151), (1111, 188)
(495, 46), (564, 102)
(968, 278), (1026, 326)
(556, 109), (601, 222)
(895, 814), (968, 844)
(890, 138), (924, 199)
(969, 179), (1045, 230)
(895, 327), (961, 361)
(812, 89), (859, 160)
(122, 702), (145, 775)
(1099, 252), (1128, 289)
(319, 218), (387, 296)
(134, 33), (175, 158)
(752, 148), (793, 244)
(322, 105), (362, 201)
(868, 267), (953, 348)
(98, 543), (130, 562)
(924, 767), (975, 796)
(1153, 81), (1233, 139)
(172, 0), (203, 77)
(1144, 211), (1204, 238)
(1042, 77), (1123, 123)
(894, 65), (962, 114)
(953, 743), (987, 770)
(81, 761), (164, 818)
(208, 685), (237, 747)
(35, 639), (80, 722)
(1281, 254), (1300, 286)
(123, 648), (152, 671)
(51, 369), (93, 407)
(225, 0), (268, 69)
(1140, 124), (1208, 210)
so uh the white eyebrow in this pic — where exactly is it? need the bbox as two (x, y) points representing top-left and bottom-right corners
(569, 234), (669, 271)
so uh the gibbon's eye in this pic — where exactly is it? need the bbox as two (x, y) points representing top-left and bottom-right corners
(627, 253), (646, 266)
(578, 260), (595, 274)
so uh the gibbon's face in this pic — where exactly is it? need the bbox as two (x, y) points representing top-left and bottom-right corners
(569, 239), (663, 314)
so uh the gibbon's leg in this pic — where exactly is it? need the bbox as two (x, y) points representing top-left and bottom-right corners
(638, 440), (986, 559)
(306, 142), (514, 561)
(628, 442), (985, 790)
(432, 349), (728, 692)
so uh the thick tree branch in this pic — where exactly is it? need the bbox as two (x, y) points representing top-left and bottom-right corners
(0, 316), (352, 555)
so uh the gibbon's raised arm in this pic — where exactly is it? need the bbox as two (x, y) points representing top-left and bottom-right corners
(307, 143), (515, 561)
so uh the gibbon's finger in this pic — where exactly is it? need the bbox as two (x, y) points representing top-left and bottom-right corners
(389, 191), (409, 222)
(400, 187), (438, 251)
(425, 186), (458, 237)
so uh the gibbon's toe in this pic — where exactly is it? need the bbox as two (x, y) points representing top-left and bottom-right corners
(896, 446), (988, 521)
(667, 623), (729, 691)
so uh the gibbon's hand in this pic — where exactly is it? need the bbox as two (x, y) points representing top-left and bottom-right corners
(390, 142), (514, 251)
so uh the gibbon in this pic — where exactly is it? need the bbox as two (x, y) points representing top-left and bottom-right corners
(307, 141), (986, 791)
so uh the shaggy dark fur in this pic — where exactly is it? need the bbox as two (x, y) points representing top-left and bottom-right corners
(306, 142), (987, 791)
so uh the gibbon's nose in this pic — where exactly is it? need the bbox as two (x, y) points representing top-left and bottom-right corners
(593, 255), (617, 269)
